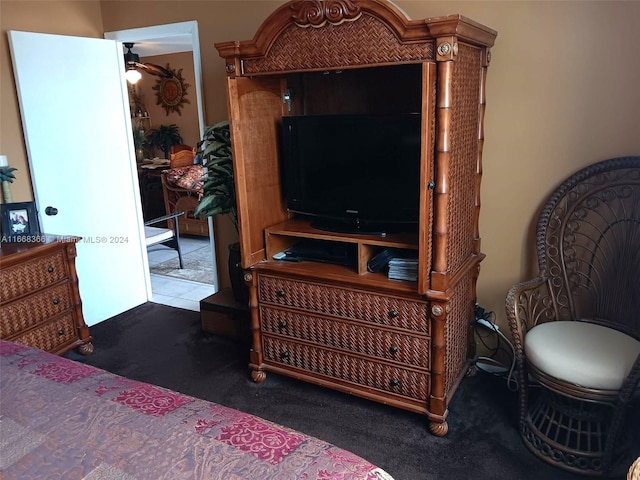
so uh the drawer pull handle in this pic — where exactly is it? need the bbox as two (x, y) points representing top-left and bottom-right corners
(280, 351), (289, 360)
(278, 320), (288, 328)
(47, 266), (55, 273)
(277, 289), (286, 297)
(389, 345), (399, 354)
(389, 378), (400, 387)
(57, 328), (65, 336)
(52, 298), (60, 305)
(389, 310), (399, 318)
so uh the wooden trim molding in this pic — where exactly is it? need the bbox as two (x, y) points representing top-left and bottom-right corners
(216, 0), (497, 77)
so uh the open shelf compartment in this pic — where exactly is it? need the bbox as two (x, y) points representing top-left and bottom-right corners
(265, 219), (418, 275)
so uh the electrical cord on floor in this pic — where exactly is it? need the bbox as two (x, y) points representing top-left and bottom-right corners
(474, 305), (518, 392)
(475, 320), (500, 357)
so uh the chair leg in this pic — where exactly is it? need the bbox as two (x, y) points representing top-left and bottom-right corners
(172, 219), (184, 269)
(175, 234), (184, 269)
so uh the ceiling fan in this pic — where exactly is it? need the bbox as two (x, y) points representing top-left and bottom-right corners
(123, 42), (173, 82)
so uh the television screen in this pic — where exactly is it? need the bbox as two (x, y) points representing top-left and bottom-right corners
(281, 113), (421, 234)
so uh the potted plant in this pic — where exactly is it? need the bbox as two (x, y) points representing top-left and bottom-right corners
(147, 124), (183, 159)
(0, 165), (17, 203)
(194, 120), (236, 228)
(194, 120), (247, 303)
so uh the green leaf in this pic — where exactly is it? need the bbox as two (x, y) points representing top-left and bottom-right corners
(193, 120), (237, 230)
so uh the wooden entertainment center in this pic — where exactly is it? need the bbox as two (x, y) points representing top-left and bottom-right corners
(215, 0), (496, 435)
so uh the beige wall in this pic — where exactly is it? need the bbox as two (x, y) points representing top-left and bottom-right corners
(2, 1), (640, 328)
(134, 51), (200, 150)
(400, 1), (640, 327)
(0, 1), (104, 202)
(98, 1), (282, 132)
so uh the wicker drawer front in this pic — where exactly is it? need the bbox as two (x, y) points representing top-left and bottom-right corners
(261, 306), (430, 369)
(12, 313), (77, 352)
(262, 335), (429, 400)
(258, 275), (428, 333)
(0, 283), (74, 338)
(0, 251), (67, 302)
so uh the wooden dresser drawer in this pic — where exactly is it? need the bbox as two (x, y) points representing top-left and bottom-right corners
(258, 275), (428, 334)
(260, 305), (430, 368)
(262, 335), (430, 401)
(0, 250), (67, 302)
(0, 283), (74, 337)
(11, 313), (77, 353)
(0, 237), (92, 356)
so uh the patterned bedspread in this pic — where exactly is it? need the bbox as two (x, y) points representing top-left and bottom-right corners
(0, 340), (394, 480)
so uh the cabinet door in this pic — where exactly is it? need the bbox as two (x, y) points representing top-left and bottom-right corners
(418, 62), (437, 296)
(227, 76), (288, 268)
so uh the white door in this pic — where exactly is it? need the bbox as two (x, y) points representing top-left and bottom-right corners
(9, 31), (148, 326)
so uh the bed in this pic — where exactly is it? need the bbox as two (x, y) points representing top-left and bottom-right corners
(0, 340), (394, 480)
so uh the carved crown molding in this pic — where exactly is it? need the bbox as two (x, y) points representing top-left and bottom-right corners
(214, 0), (497, 76)
(292, 0), (362, 28)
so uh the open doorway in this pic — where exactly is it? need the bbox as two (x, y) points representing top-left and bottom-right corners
(105, 22), (218, 311)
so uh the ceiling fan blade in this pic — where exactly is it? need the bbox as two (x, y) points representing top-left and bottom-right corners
(135, 62), (173, 78)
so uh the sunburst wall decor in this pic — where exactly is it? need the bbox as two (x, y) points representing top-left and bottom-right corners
(153, 65), (191, 116)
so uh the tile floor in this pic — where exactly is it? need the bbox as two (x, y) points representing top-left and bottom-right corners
(147, 235), (217, 311)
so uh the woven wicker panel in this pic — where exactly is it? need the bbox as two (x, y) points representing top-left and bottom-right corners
(258, 275), (428, 333)
(0, 251), (67, 302)
(161, 174), (209, 236)
(169, 149), (195, 169)
(0, 283), (73, 338)
(260, 305), (430, 369)
(243, 14), (433, 75)
(174, 196), (209, 235)
(12, 313), (77, 352)
(540, 159), (640, 332)
(262, 335), (430, 400)
(446, 44), (482, 275)
(443, 268), (475, 395)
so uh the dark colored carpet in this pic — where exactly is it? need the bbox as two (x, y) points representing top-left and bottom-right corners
(66, 302), (631, 480)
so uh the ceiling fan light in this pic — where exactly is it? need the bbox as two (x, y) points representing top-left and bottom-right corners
(125, 68), (142, 84)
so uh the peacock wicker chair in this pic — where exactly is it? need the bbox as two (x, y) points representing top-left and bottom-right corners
(506, 156), (640, 477)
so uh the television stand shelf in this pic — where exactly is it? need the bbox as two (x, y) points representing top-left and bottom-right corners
(265, 219), (418, 275)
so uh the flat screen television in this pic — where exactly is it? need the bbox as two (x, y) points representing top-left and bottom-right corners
(280, 113), (421, 235)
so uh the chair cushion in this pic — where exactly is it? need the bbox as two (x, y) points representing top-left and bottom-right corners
(144, 226), (173, 246)
(525, 321), (640, 390)
(164, 165), (203, 191)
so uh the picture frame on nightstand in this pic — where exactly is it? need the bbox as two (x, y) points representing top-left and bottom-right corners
(0, 201), (40, 243)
